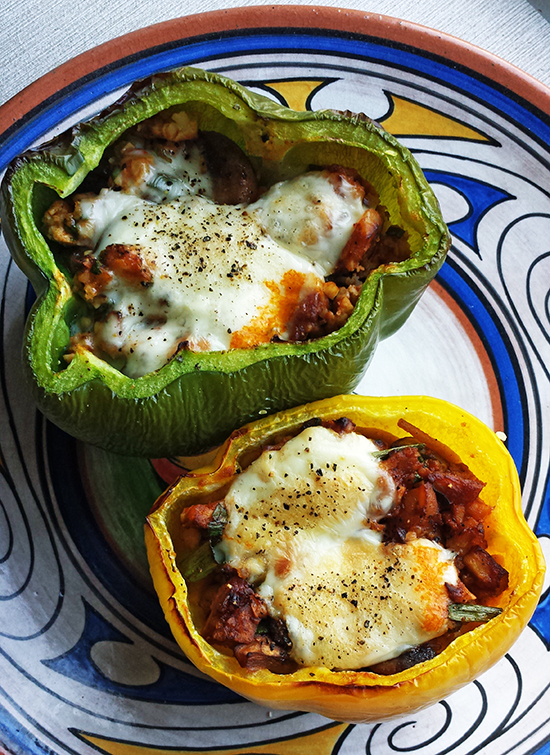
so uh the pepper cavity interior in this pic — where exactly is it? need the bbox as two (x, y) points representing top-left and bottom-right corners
(177, 415), (509, 675)
(42, 109), (412, 377)
(1, 67), (451, 456)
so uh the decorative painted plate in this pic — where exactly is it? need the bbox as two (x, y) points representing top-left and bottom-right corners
(0, 7), (549, 755)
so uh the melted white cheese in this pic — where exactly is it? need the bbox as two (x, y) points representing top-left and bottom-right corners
(132, 142), (214, 203)
(219, 425), (458, 670)
(78, 170), (366, 377)
(249, 172), (365, 275)
(90, 195), (324, 376)
(257, 536), (457, 669)
(77, 142), (213, 243)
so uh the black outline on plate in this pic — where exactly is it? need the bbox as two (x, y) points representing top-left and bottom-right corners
(1, 26), (550, 162)
(0, 259), (65, 633)
(497, 214), (550, 385)
(379, 89), (497, 144)
(70, 718), (345, 752)
(243, 76), (339, 111)
(0, 23), (549, 755)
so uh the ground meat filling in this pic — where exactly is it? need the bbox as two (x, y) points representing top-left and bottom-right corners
(42, 109), (412, 376)
(179, 417), (509, 674)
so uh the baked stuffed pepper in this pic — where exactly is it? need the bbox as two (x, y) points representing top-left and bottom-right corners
(1, 67), (449, 457)
(145, 395), (544, 722)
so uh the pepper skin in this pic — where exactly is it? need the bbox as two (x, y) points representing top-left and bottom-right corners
(145, 395), (545, 723)
(0, 67), (449, 457)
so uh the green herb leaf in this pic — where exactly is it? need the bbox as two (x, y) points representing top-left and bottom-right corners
(178, 541), (219, 583)
(148, 173), (186, 199)
(371, 443), (425, 460)
(448, 603), (502, 622)
(208, 503), (228, 540)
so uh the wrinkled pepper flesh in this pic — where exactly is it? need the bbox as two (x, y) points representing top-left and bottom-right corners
(1, 67), (449, 457)
(145, 395), (545, 723)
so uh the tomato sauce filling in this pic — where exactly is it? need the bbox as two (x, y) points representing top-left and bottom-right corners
(42, 109), (412, 377)
(178, 417), (509, 675)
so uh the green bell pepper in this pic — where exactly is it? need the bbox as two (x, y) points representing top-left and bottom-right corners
(0, 67), (450, 457)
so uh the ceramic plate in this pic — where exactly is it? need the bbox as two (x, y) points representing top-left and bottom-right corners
(0, 7), (549, 755)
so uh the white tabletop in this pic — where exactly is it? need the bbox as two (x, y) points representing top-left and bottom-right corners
(1, 0), (550, 109)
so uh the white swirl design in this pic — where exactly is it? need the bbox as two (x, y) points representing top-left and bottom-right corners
(0, 36), (549, 755)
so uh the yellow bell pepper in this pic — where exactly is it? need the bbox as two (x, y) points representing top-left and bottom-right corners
(145, 395), (545, 723)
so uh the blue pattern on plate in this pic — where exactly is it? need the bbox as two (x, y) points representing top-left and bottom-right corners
(422, 171), (513, 254)
(1, 23), (548, 755)
(43, 599), (239, 703)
